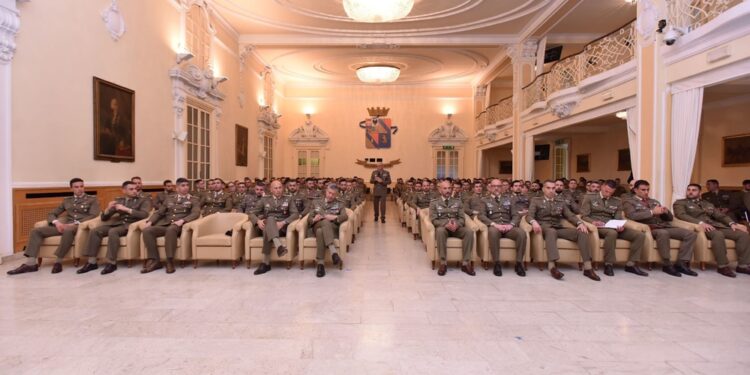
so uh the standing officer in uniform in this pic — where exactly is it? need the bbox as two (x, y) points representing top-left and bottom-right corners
(674, 183), (750, 277)
(141, 178), (200, 274)
(307, 184), (348, 277)
(527, 180), (598, 281)
(77, 180), (151, 275)
(8, 178), (100, 275)
(249, 180), (299, 275)
(580, 180), (648, 277)
(623, 180), (697, 277)
(154, 180), (175, 211)
(370, 163), (391, 223)
(478, 178), (527, 277)
(431, 180), (475, 276)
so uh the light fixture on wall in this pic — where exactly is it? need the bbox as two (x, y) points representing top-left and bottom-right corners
(356, 65), (400, 84)
(175, 43), (194, 64)
(212, 76), (228, 88)
(615, 110), (628, 120)
(343, 0), (414, 23)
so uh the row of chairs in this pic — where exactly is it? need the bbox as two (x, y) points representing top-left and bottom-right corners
(28, 201), (365, 270)
(395, 196), (739, 270)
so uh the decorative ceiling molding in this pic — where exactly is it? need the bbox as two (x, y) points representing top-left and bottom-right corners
(212, 0), (552, 37)
(0, 1), (21, 64)
(545, 33), (606, 44)
(238, 34), (518, 46)
(288, 114), (329, 146)
(276, 0), (483, 23)
(428, 115), (469, 145)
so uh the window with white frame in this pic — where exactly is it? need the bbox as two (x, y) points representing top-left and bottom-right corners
(553, 139), (569, 179)
(435, 149), (459, 179)
(186, 104), (210, 184)
(297, 149), (321, 178)
(264, 135), (274, 178)
(185, 4), (211, 71)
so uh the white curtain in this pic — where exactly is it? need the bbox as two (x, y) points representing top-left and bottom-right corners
(670, 87), (704, 203)
(625, 106), (639, 180)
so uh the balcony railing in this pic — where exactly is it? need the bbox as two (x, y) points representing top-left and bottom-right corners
(475, 94), (513, 131)
(667, 0), (743, 32)
(522, 20), (636, 110)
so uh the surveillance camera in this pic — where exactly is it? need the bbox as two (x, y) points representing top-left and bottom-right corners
(656, 19), (667, 33)
(663, 26), (686, 46)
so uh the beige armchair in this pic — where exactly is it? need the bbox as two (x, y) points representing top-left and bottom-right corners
(529, 218), (599, 270)
(473, 215), (532, 269)
(621, 219), (697, 268)
(421, 208), (479, 269)
(671, 218), (718, 270)
(589, 220), (651, 267)
(138, 220), (196, 267)
(297, 210), (353, 269)
(191, 213), (248, 268)
(77, 217), (149, 267)
(31, 220), (89, 267)
(243, 216), (300, 270)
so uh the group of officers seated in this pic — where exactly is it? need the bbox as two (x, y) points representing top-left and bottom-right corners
(395, 176), (750, 280)
(8, 176), (366, 278)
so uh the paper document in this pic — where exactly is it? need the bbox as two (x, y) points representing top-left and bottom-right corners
(604, 220), (627, 229)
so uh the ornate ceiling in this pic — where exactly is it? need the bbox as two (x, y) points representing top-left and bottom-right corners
(210, 0), (636, 86)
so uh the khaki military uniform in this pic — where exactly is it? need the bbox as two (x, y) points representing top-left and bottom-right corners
(249, 195), (300, 255)
(200, 191), (233, 216)
(580, 193), (645, 264)
(557, 191), (581, 214)
(728, 190), (750, 222)
(24, 194), (101, 259)
(229, 192), (247, 209)
(509, 192), (531, 212)
(527, 196), (590, 262)
(701, 190), (732, 211)
(154, 190), (175, 211)
(289, 191), (311, 216)
(674, 198), (750, 266)
(478, 194), (527, 262)
(142, 194), (201, 261)
(307, 198), (348, 262)
(430, 196), (474, 263)
(462, 193), (485, 217)
(623, 196), (696, 265)
(238, 194), (264, 215)
(370, 169), (392, 220)
(85, 196), (151, 263)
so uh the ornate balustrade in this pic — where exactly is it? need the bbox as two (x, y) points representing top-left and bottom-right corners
(667, 0), (742, 31)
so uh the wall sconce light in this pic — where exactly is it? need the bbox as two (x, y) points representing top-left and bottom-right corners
(172, 130), (188, 142)
(615, 110), (628, 120)
(212, 76), (228, 89)
(176, 51), (194, 64)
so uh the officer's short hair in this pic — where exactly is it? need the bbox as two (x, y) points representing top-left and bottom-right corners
(131, 176), (142, 182)
(634, 180), (650, 189)
(327, 183), (339, 192)
(163, 179), (172, 186)
(175, 177), (189, 185)
(195, 179), (203, 184)
(706, 179), (719, 185)
(542, 180), (555, 187)
(122, 181), (136, 188)
(688, 183), (702, 190)
(743, 179), (750, 185)
(69, 178), (83, 187)
(602, 180), (617, 189)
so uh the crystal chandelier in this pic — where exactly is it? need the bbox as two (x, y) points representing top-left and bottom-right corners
(343, 0), (414, 23)
(356, 65), (401, 84)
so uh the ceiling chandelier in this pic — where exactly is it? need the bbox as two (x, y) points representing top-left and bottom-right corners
(356, 65), (401, 83)
(343, 0), (415, 23)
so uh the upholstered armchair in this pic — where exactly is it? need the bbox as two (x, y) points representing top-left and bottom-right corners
(78, 216), (149, 267)
(31, 219), (90, 267)
(297, 210), (353, 270)
(138, 220), (196, 267)
(191, 213), (248, 268)
(473, 215), (532, 269)
(671, 218), (715, 269)
(529, 217), (599, 270)
(421, 208), (479, 269)
(243, 216), (301, 270)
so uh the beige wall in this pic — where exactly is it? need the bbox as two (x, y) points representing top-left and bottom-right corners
(11, 0), (256, 185)
(279, 84), (475, 180)
(692, 95), (750, 187)
(481, 146), (512, 179)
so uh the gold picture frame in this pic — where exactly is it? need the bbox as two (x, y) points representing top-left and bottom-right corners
(722, 133), (750, 167)
(93, 77), (135, 162)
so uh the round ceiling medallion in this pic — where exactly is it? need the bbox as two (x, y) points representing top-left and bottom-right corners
(343, 0), (415, 23)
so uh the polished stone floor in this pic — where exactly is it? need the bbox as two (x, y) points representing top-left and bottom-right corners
(1, 202), (749, 374)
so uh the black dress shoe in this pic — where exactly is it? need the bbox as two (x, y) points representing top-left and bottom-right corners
(51, 263), (63, 274)
(550, 267), (564, 280)
(332, 253), (341, 266)
(736, 266), (750, 275)
(101, 263), (118, 275)
(675, 262), (698, 277)
(254, 263), (271, 275)
(166, 259), (176, 274)
(437, 264), (447, 276)
(604, 264), (614, 277)
(624, 265), (649, 276)
(662, 265), (682, 277)
(276, 245), (288, 257)
(461, 264), (476, 276)
(583, 269), (601, 281)
(493, 262), (503, 277)
(76, 263), (98, 274)
(514, 262), (526, 277)
(140, 260), (163, 274)
(316, 264), (326, 278)
(6, 263), (39, 275)
(717, 266), (737, 278)
(381, 218), (385, 223)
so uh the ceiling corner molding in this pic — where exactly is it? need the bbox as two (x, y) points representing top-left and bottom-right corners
(0, 1), (21, 64)
(101, 0), (126, 42)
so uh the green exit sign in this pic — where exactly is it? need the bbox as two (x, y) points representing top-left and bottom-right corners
(442, 145), (454, 150)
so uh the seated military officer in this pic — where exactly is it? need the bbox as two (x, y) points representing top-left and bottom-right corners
(8, 178), (100, 275)
(478, 178), (527, 277)
(307, 184), (348, 278)
(286, 179), (310, 215)
(200, 178), (232, 216)
(701, 179), (732, 215)
(154, 179), (175, 211)
(555, 179), (581, 214)
(77, 180), (151, 275)
(674, 183), (750, 278)
(580, 180), (648, 277)
(249, 180), (300, 275)
(229, 181), (248, 209)
(238, 182), (266, 214)
(410, 180), (434, 240)
(527, 180), (598, 281)
(130, 176), (152, 203)
(727, 179), (750, 223)
(141, 178), (200, 274)
(463, 181), (485, 216)
(623, 180), (697, 277)
(431, 180), (475, 276)
(509, 180), (530, 214)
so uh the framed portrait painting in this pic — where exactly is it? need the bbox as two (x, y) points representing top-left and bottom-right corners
(499, 161), (513, 174)
(93, 77), (135, 162)
(722, 133), (750, 167)
(576, 154), (590, 173)
(236, 124), (248, 167)
(617, 148), (631, 171)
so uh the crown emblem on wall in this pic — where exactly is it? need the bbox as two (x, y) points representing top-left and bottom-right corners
(367, 107), (390, 117)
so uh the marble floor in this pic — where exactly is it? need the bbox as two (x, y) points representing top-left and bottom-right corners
(1, 202), (749, 374)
